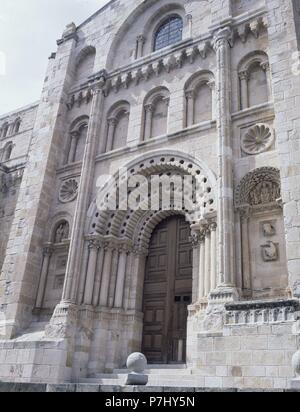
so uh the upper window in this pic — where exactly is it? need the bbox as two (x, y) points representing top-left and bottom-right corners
(154, 15), (183, 51)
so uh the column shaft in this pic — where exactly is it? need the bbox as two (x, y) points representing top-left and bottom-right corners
(35, 247), (52, 308)
(210, 225), (217, 291)
(83, 242), (99, 305)
(99, 247), (113, 307)
(214, 28), (235, 287)
(186, 92), (194, 127)
(144, 105), (153, 140)
(204, 231), (211, 296)
(92, 247), (105, 306)
(114, 250), (128, 308)
(106, 119), (116, 152)
(68, 134), (78, 163)
(62, 80), (105, 304)
(239, 72), (249, 110)
(198, 239), (205, 299)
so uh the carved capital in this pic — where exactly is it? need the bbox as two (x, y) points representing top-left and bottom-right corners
(144, 103), (154, 113)
(238, 70), (249, 81)
(136, 35), (145, 44)
(107, 116), (118, 126)
(185, 89), (195, 99)
(261, 61), (270, 72)
(212, 27), (233, 51)
(43, 244), (54, 257)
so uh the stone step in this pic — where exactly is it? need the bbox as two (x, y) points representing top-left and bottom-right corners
(79, 375), (204, 387)
(112, 368), (191, 376)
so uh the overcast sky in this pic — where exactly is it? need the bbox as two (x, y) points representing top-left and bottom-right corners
(0, 0), (110, 115)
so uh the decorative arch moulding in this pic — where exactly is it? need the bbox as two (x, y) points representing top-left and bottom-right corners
(66, 16), (268, 107)
(86, 150), (217, 252)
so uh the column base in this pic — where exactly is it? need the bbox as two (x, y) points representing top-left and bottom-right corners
(45, 301), (78, 339)
(209, 285), (239, 304)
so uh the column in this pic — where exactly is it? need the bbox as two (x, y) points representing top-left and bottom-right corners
(61, 75), (106, 305)
(92, 245), (105, 306)
(106, 117), (117, 152)
(213, 27), (236, 289)
(191, 233), (200, 303)
(186, 14), (193, 38)
(204, 228), (211, 296)
(83, 239), (99, 305)
(261, 61), (272, 102)
(99, 244), (113, 307)
(238, 71), (249, 110)
(185, 90), (194, 127)
(144, 104), (153, 140)
(67, 131), (79, 163)
(198, 233), (205, 299)
(35, 245), (53, 308)
(240, 209), (252, 292)
(136, 35), (145, 59)
(210, 222), (217, 291)
(114, 249), (128, 308)
(207, 80), (216, 120)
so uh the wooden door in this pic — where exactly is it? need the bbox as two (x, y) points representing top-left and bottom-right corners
(142, 216), (192, 364)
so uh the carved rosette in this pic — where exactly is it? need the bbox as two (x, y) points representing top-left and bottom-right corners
(59, 179), (79, 203)
(241, 123), (274, 155)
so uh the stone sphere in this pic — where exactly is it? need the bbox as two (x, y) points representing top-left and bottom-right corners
(292, 350), (300, 377)
(126, 352), (147, 373)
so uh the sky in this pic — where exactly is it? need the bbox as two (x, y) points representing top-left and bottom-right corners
(0, 0), (110, 115)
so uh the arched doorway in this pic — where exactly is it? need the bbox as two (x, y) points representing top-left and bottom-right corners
(142, 215), (193, 364)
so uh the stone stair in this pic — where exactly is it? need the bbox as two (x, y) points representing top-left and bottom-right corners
(80, 365), (205, 387)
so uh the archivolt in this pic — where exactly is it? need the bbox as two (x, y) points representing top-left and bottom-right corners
(87, 150), (216, 251)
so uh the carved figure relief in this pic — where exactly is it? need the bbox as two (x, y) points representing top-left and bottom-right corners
(261, 241), (278, 262)
(55, 222), (69, 244)
(249, 181), (280, 206)
(261, 221), (276, 237)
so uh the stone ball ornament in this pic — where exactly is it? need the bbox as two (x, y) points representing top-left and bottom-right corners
(126, 352), (148, 385)
(292, 350), (300, 379)
(241, 123), (274, 155)
(126, 352), (147, 373)
(59, 178), (79, 203)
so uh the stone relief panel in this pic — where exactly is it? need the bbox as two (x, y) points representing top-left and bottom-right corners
(248, 212), (287, 298)
(235, 168), (288, 299)
(261, 220), (276, 237)
(241, 123), (274, 156)
(261, 240), (279, 262)
(58, 179), (79, 204)
(54, 221), (69, 244)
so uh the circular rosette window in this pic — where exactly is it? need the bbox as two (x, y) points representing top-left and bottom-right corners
(59, 179), (79, 203)
(241, 123), (274, 155)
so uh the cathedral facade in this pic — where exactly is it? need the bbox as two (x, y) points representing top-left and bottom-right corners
(0, 0), (300, 390)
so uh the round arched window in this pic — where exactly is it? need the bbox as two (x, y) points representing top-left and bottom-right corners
(154, 15), (183, 51)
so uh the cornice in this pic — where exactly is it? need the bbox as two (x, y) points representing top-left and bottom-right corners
(66, 11), (268, 106)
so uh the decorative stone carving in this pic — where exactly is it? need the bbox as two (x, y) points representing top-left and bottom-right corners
(225, 299), (298, 325)
(59, 179), (79, 203)
(125, 352), (148, 386)
(241, 123), (274, 155)
(55, 222), (69, 244)
(262, 221), (276, 237)
(249, 181), (280, 206)
(235, 167), (281, 208)
(261, 240), (278, 262)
